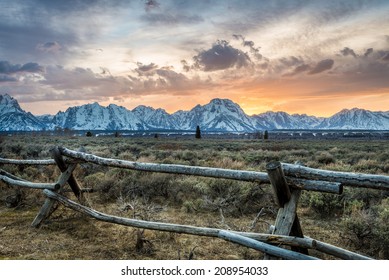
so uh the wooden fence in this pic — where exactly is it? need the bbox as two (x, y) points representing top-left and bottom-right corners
(2, 146), (388, 260)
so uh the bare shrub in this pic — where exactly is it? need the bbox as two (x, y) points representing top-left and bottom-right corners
(315, 151), (335, 165)
(341, 199), (389, 258)
(301, 192), (343, 217)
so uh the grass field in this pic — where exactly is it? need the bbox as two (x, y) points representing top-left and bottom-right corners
(0, 135), (388, 259)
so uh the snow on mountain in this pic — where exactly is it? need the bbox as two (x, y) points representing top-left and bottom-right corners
(172, 98), (257, 131)
(51, 102), (144, 130)
(133, 105), (176, 130)
(316, 108), (389, 130)
(252, 111), (322, 130)
(0, 94), (47, 131)
(0, 93), (22, 115)
(1, 94), (389, 131)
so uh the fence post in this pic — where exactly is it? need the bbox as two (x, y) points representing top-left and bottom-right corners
(266, 161), (308, 256)
(52, 146), (86, 204)
(32, 147), (86, 228)
(31, 163), (77, 227)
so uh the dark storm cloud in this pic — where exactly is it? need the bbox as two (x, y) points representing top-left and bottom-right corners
(308, 59), (334, 74)
(0, 61), (44, 74)
(193, 40), (252, 72)
(279, 56), (304, 67)
(125, 65), (212, 96)
(0, 74), (17, 82)
(380, 51), (389, 61)
(283, 64), (311, 77)
(340, 47), (357, 58)
(181, 60), (191, 72)
(233, 34), (263, 60)
(144, 0), (160, 12)
(128, 61), (202, 92)
(0, 24), (70, 63)
(0, 0), (126, 63)
(364, 48), (374, 57)
(19, 62), (44, 73)
(36, 41), (62, 52)
(155, 68), (191, 88)
(135, 62), (159, 76)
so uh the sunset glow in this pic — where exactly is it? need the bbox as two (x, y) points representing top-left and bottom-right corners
(1, 0), (389, 117)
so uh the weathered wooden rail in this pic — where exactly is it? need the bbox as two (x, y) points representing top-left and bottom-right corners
(1, 146), (386, 260)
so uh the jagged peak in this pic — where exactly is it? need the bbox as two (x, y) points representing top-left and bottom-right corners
(133, 104), (155, 111)
(0, 93), (22, 112)
(1, 94), (389, 131)
(338, 107), (367, 114)
(208, 98), (242, 107)
(1, 93), (17, 104)
(210, 97), (234, 104)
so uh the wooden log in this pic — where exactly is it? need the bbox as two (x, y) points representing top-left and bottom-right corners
(282, 163), (389, 190)
(31, 198), (57, 228)
(57, 147), (350, 193)
(1, 154), (341, 194)
(218, 230), (318, 260)
(273, 190), (301, 236)
(0, 175), (59, 190)
(55, 163), (78, 189)
(288, 178), (343, 194)
(0, 169), (28, 181)
(42, 190), (373, 260)
(58, 147), (270, 183)
(266, 161), (308, 255)
(266, 161), (291, 207)
(308, 237), (373, 260)
(0, 157), (56, 165)
(51, 147), (85, 203)
(31, 163), (78, 228)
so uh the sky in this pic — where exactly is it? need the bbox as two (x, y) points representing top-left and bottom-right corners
(1, 0), (389, 117)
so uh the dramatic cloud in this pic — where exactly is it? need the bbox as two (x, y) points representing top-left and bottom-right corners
(145, 0), (160, 12)
(181, 60), (191, 72)
(364, 48), (374, 57)
(135, 62), (159, 76)
(1, 0), (389, 116)
(233, 34), (263, 60)
(279, 56), (304, 67)
(283, 64), (311, 77)
(36, 41), (62, 53)
(40, 66), (110, 90)
(340, 47), (357, 58)
(381, 52), (389, 61)
(308, 59), (334, 75)
(0, 61), (44, 74)
(0, 74), (17, 82)
(193, 40), (252, 72)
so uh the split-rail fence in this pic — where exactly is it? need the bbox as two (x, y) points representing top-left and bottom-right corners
(1, 146), (389, 260)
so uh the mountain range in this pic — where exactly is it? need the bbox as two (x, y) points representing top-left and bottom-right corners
(1, 93), (389, 132)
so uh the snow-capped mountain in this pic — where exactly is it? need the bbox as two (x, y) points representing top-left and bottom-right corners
(172, 98), (257, 131)
(1, 94), (389, 131)
(51, 102), (145, 130)
(316, 108), (389, 130)
(133, 105), (176, 130)
(0, 94), (47, 131)
(252, 111), (323, 130)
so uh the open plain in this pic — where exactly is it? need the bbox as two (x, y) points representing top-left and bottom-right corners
(0, 135), (388, 260)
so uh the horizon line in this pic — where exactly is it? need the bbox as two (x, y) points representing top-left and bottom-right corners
(2, 93), (389, 119)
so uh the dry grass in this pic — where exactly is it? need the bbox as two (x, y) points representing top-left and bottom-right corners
(1, 135), (388, 259)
